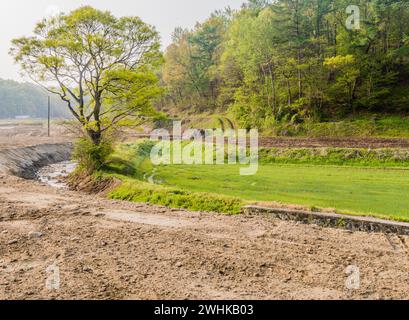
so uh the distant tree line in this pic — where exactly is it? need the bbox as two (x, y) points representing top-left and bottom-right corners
(0, 79), (70, 119)
(161, 0), (409, 128)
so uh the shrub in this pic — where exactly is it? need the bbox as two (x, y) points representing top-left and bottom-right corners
(72, 137), (114, 173)
(135, 140), (157, 157)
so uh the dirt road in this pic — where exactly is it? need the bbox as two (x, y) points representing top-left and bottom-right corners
(1, 174), (409, 300)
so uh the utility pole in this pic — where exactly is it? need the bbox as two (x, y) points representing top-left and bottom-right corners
(48, 96), (51, 137)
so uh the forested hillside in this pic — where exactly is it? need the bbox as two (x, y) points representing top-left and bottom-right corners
(0, 79), (70, 119)
(161, 0), (409, 129)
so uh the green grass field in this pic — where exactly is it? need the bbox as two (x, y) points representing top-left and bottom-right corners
(105, 142), (409, 221)
(149, 164), (409, 220)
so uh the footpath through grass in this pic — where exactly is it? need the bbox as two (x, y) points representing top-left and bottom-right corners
(105, 142), (409, 221)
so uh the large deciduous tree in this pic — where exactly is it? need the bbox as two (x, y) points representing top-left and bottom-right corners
(10, 6), (163, 145)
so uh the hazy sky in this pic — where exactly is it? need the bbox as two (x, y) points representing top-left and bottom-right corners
(0, 0), (244, 82)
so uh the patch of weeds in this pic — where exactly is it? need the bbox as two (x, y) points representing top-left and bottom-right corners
(310, 206), (321, 213)
(109, 180), (244, 215)
(337, 218), (346, 228)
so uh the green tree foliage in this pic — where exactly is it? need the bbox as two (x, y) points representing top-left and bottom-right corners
(10, 6), (163, 145)
(161, 0), (409, 128)
(0, 79), (69, 119)
(162, 12), (229, 112)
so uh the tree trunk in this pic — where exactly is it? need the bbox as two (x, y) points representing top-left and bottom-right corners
(287, 80), (292, 106)
(269, 64), (277, 115)
(87, 129), (102, 146)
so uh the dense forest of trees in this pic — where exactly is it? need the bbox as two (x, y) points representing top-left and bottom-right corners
(0, 79), (70, 119)
(161, 0), (409, 128)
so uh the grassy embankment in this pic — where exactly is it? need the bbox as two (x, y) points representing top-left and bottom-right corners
(104, 142), (245, 214)
(265, 116), (409, 137)
(102, 140), (409, 221)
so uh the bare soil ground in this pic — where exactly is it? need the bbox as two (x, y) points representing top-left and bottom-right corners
(0, 122), (72, 150)
(1, 175), (409, 300)
(1, 124), (409, 300)
(258, 137), (409, 149)
(131, 134), (409, 149)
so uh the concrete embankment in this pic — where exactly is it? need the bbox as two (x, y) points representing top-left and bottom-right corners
(0, 143), (73, 179)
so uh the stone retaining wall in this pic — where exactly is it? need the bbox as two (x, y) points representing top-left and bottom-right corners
(243, 205), (409, 235)
(0, 143), (73, 179)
